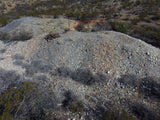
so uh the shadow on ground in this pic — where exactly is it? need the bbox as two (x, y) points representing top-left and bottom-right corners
(118, 74), (160, 99)
(53, 67), (108, 85)
(129, 101), (159, 120)
(12, 54), (52, 76)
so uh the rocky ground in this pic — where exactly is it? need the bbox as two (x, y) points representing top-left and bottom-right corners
(0, 17), (160, 120)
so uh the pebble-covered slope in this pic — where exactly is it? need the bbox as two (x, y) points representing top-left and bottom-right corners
(0, 17), (160, 119)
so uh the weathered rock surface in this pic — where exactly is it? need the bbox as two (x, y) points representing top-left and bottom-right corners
(0, 17), (160, 119)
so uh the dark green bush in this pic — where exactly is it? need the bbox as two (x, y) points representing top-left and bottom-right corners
(0, 17), (10, 26)
(130, 102), (159, 120)
(0, 30), (32, 42)
(133, 26), (160, 41)
(70, 102), (83, 113)
(111, 21), (130, 33)
(0, 31), (10, 40)
(0, 82), (37, 120)
(10, 31), (33, 41)
(102, 109), (136, 120)
(135, 0), (141, 6)
(121, 0), (133, 9)
(75, 23), (87, 32)
(0, 80), (52, 120)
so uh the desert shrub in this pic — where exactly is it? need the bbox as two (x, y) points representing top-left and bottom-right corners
(132, 18), (141, 25)
(0, 69), (22, 90)
(130, 102), (159, 120)
(0, 31), (10, 40)
(75, 23), (86, 32)
(79, 12), (90, 21)
(118, 75), (140, 88)
(10, 30), (33, 41)
(151, 15), (160, 21)
(62, 91), (83, 113)
(105, 12), (112, 19)
(1, 27), (32, 42)
(0, 17), (10, 26)
(102, 109), (136, 120)
(0, 82), (37, 120)
(70, 102), (83, 113)
(0, 81), (53, 120)
(28, 10), (40, 17)
(92, 22), (111, 31)
(138, 12), (148, 21)
(22, 60), (52, 76)
(139, 77), (160, 99)
(135, 0), (141, 6)
(110, 21), (130, 33)
(132, 26), (160, 47)
(87, 9), (100, 19)
(121, 0), (133, 9)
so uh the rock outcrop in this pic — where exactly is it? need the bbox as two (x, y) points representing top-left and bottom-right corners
(0, 17), (159, 120)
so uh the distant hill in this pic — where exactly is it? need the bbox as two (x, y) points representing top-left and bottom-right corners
(0, 0), (160, 48)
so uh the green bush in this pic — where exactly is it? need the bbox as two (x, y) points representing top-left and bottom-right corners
(10, 30), (33, 41)
(75, 23), (87, 32)
(70, 102), (83, 113)
(135, 0), (141, 6)
(0, 31), (10, 40)
(102, 109), (136, 120)
(0, 30), (32, 42)
(0, 17), (10, 26)
(0, 82), (37, 120)
(121, 0), (133, 9)
(133, 26), (160, 41)
(111, 21), (130, 33)
(131, 25), (160, 47)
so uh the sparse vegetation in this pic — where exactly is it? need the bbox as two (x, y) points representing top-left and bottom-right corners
(0, 30), (32, 42)
(0, 82), (37, 120)
(130, 102), (159, 120)
(0, 80), (54, 120)
(0, 31), (10, 40)
(0, 0), (160, 48)
(0, 17), (10, 26)
(132, 25), (160, 47)
(75, 23), (86, 32)
(102, 108), (137, 120)
(110, 21), (131, 33)
(10, 31), (33, 41)
(70, 102), (83, 113)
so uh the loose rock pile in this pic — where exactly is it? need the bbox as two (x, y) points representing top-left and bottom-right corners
(0, 17), (159, 120)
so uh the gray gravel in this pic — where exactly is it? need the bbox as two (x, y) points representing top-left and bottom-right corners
(0, 17), (160, 119)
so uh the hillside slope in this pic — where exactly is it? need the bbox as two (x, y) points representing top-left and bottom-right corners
(0, 17), (160, 120)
